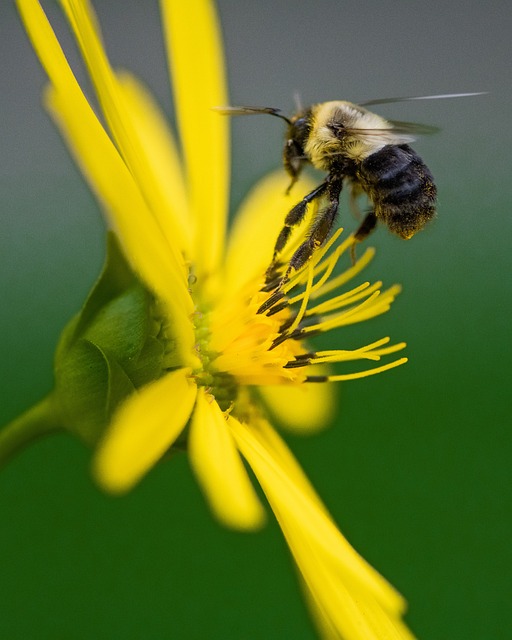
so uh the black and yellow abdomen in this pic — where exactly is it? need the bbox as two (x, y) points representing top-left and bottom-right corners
(357, 144), (437, 239)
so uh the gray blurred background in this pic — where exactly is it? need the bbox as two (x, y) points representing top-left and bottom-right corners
(1, 1), (511, 638)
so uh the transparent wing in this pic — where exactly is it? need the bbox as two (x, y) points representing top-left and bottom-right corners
(359, 92), (487, 107)
(346, 120), (440, 137)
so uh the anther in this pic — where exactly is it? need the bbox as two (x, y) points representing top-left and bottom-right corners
(304, 375), (329, 383)
(257, 290), (286, 315)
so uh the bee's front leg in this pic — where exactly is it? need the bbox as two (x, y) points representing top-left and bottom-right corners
(265, 181), (329, 285)
(282, 177), (343, 282)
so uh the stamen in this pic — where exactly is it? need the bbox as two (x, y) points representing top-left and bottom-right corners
(305, 281), (376, 316)
(283, 353), (314, 369)
(312, 247), (375, 299)
(286, 229), (346, 305)
(265, 300), (289, 317)
(285, 262), (315, 335)
(317, 336), (391, 356)
(301, 284), (403, 335)
(309, 338), (407, 365)
(257, 290), (286, 315)
(261, 267), (284, 292)
(325, 357), (408, 381)
(302, 290), (382, 335)
(342, 285), (402, 324)
(304, 375), (329, 383)
(262, 225), (344, 313)
(369, 342), (407, 357)
(269, 328), (304, 351)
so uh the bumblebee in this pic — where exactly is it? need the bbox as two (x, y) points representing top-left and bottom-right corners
(217, 93), (482, 287)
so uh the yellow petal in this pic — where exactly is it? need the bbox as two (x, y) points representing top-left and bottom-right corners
(189, 389), (266, 530)
(58, 0), (191, 270)
(17, 0), (197, 366)
(17, 0), (81, 96)
(115, 72), (192, 256)
(93, 369), (197, 494)
(286, 522), (415, 640)
(161, 0), (229, 276)
(230, 417), (410, 638)
(45, 84), (197, 366)
(258, 375), (335, 434)
(223, 170), (318, 294)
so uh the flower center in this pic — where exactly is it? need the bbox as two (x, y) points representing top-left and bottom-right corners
(184, 229), (408, 407)
(192, 305), (238, 411)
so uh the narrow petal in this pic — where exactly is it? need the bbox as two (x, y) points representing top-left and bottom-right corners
(161, 0), (229, 275)
(46, 85), (197, 367)
(115, 72), (192, 255)
(58, 0), (192, 270)
(189, 389), (266, 530)
(18, 0), (197, 366)
(93, 369), (197, 494)
(286, 523), (416, 640)
(223, 171), (318, 294)
(230, 417), (410, 639)
(258, 375), (335, 434)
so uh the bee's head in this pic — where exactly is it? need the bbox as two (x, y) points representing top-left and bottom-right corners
(211, 105), (312, 192)
(283, 110), (313, 192)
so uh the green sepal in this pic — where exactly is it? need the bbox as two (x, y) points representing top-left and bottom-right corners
(83, 283), (152, 371)
(55, 232), (138, 361)
(54, 338), (135, 445)
(52, 233), (170, 445)
(69, 233), (137, 344)
(1, 233), (176, 465)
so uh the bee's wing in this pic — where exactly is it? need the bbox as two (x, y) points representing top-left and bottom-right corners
(387, 120), (440, 135)
(359, 92), (487, 107)
(347, 120), (440, 144)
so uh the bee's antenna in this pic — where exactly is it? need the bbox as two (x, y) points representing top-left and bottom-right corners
(212, 106), (292, 126)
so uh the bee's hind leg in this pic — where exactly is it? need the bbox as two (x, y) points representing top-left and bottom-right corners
(351, 209), (378, 264)
(349, 183), (365, 220)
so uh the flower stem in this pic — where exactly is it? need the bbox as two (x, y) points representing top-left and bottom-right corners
(0, 395), (61, 468)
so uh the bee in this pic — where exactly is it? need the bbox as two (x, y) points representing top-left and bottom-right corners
(217, 93), (482, 289)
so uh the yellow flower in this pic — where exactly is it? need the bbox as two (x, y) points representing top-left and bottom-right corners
(16, 0), (414, 637)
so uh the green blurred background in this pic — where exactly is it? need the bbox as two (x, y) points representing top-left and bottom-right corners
(1, 1), (510, 638)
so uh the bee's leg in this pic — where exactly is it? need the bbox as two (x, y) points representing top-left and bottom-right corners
(266, 181), (329, 282)
(350, 210), (378, 264)
(348, 183), (364, 220)
(282, 179), (343, 283)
